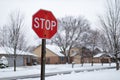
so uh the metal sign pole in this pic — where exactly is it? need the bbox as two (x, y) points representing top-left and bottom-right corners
(41, 39), (46, 80)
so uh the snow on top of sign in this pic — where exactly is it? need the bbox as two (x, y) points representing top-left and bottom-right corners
(46, 45), (64, 57)
(0, 47), (36, 56)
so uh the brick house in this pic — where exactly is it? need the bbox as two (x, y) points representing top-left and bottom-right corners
(70, 47), (81, 63)
(70, 47), (92, 64)
(0, 47), (37, 67)
(93, 52), (114, 63)
(69, 47), (108, 64)
(33, 45), (66, 64)
(70, 47), (115, 64)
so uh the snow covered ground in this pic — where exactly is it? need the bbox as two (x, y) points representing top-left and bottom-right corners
(0, 63), (119, 80)
(20, 69), (120, 80)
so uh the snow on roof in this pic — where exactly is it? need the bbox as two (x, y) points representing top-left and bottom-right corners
(94, 53), (104, 57)
(86, 46), (103, 52)
(108, 54), (115, 58)
(71, 51), (78, 57)
(0, 47), (36, 57)
(46, 45), (64, 57)
(94, 52), (114, 58)
(1, 56), (7, 60)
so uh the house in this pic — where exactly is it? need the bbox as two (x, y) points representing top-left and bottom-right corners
(93, 52), (114, 63)
(70, 47), (92, 64)
(0, 47), (37, 67)
(70, 47), (81, 63)
(33, 45), (66, 64)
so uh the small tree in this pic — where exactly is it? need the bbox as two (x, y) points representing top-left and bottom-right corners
(1, 11), (28, 71)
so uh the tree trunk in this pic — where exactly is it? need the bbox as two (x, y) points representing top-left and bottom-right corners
(116, 56), (119, 70)
(91, 58), (93, 66)
(66, 56), (71, 64)
(14, 45), (17, 72)
(81, 57), (84, 67)
(14, 57), (16, 71)
(66, 56), (68, 64)
(116, 62), (119, 70)
(65, 55), (70, 64)
(91, 52), (94, 66)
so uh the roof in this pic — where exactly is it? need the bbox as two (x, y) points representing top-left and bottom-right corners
(0, 47), (37, 57)
(1, 56), (7, 60)
(94, 52), (114, 58)
(71, 52), (78, 57)
(87, 46), (102, 52)
(46, 45), (64, 57)
(94, 53), (104, 57)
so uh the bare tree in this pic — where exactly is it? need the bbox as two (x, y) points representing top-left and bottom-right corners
(0, 11), (28, 71)
(75, 29), (92, 66)
(98, 33), (109, 52)
(89, 30), (100, 66)
(52, 16), (90, 63)
(99, 0), (120, 70)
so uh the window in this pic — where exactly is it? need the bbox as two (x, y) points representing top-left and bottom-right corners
(60, 57), (64, 61)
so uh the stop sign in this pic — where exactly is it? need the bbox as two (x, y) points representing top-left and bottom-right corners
(32, 9), (57, 39)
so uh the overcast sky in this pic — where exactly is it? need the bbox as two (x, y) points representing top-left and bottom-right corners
(0, 0), (106, 27)
(0, 0), (106, 45)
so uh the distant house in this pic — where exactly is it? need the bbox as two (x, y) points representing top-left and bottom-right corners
(0, 47), (37, 67)
(33, 45), (66, 64)
(93, 52), (114, 63)
(70, 47), (80, 63)
(70, 47), (92, 64)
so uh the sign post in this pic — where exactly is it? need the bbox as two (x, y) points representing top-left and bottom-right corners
(41, 39), (46, 80)
(32, 9), (57, 80)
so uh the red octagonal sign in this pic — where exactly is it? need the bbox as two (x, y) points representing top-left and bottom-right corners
(32, 9), (57, 39)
